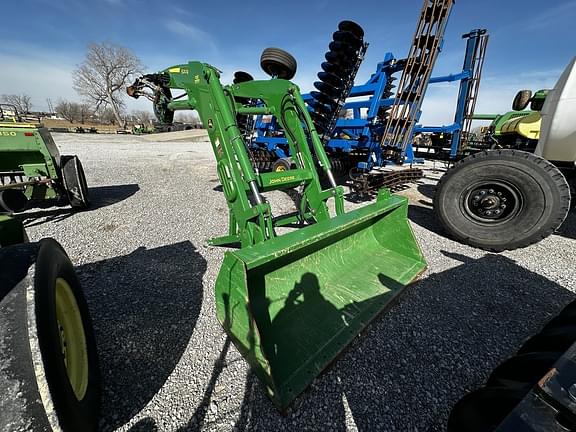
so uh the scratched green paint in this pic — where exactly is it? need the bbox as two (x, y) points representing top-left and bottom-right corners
(215, 195), (426, 409)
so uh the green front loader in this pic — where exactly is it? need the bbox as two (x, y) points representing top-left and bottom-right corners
(128, 49), (426, 409)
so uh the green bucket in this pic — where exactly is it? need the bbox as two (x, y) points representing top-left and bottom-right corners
(214, 193), (426, 409)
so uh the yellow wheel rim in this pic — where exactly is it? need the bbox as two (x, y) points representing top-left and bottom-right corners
(55, 277), (88, 401)
(275, 165), (287, 172)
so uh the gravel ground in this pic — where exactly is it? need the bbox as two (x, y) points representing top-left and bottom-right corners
(20, 133), (576, 432)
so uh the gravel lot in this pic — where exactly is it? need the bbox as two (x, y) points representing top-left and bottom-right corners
(21, 133), (576, 431)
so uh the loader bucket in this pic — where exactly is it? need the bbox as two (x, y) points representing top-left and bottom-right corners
(214, 192), (426, 409)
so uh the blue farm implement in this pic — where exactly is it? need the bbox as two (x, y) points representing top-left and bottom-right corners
(248, 1), (489, 195)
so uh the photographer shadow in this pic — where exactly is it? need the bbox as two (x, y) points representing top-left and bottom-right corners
(77, 241), (206, 431)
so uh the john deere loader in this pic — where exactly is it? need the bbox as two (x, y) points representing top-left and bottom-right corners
(434, 57), (575, 252)
(128, 47), (426, 409)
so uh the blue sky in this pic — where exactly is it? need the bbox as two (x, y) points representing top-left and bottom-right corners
(1, 0), (574, 124)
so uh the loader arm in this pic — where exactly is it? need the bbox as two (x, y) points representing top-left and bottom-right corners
(128, 60), (427, 409)
(129, 62), (344, 247)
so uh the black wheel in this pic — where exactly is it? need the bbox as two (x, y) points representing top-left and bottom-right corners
(447, 387), (526, 432)
(512, 90), (532, 111)
(61, 155), (90, 209)
(260, 48), (297, 80)
(486, 351), (562, 389)
(434, 150), (571, 252)
(272, 157), (292, 172)
(0, 188), (28, 213)
(0, 239), (100, 431)
(517, 324), (576, 355)
(233, 71), (254, 84)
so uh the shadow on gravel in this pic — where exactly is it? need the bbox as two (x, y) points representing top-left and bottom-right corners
(408, 204), (445, 237)
(77, 241), (206, 431)
(228, 252), (574, 431)
(18, 183), (140, 228)
(88, 183), (140, 210)
(417, 183), (436, 200)
(557, 210), (576, 241)
(127, 418), (158, 431)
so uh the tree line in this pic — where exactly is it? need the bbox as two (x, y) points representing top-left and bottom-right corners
(2, 42), (199, 127)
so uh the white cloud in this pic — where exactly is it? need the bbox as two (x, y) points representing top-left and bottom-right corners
(0, 43), (152, 114)
(163, 19), (218, 55)
(0, 51), (78, 111)
(419, 68), (563, 125)
(525, 1), (576, 30)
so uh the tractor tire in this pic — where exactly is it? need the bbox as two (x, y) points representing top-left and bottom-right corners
(447, 387), (527, 432)
(434, 150), (571, 252)
(0, 239), (100, 432)
(272, 157), (292, 172)
(512, 90), (532, 111)
(260, 48), (297, 80)
(233, 71), (254, 84)
(61, 156), (90, 209)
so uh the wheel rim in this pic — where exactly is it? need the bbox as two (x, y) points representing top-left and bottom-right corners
(462, 180), (523, 224)
(275, 165), (287, 172)
(55, 277), (89, 401)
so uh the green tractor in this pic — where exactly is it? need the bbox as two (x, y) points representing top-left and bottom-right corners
(471, 89), (549, 151)
(0, 214), (101, 431)
(0, 104), (90, 213)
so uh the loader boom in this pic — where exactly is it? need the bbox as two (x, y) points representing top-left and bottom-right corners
(130, 63), (344, 248)
(128, 58), (427, 409)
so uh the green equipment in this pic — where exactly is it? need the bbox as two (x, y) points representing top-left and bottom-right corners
(0, 214), (101, 431)
(471, 89), (550, 151)
(128, 48), (426, 409)
(0, 104), (90, 212)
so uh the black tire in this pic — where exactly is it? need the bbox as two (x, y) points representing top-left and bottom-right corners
(61, 155), (90, 209)
(486, 351), (562, 389)
(0, 188), (28, 213)
(434, 150), (571, 252)
(233, 71), (254, 84)
(512, 90), (532, 111)
(0, 239), (100, 431)
(260, 48), (297, 80)
(517, 324), (576, 355)
(447, 387), (526, 432)
(272, 157), (292, 172)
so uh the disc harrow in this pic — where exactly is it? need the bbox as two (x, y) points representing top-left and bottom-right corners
(309, 21), (368, 141)
(248, 148), (276, 171)
(349, 168), (424, 197)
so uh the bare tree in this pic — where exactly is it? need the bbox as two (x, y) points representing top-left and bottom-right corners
(73, 42), (143, 128)
(96, 107), (119, 125)
(131, 110), (153, 125)
(55, 99), (79, 123)
(1, 94), (33, 114)
(175, 112), (202, 127)
(78, 103), (94, 124)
